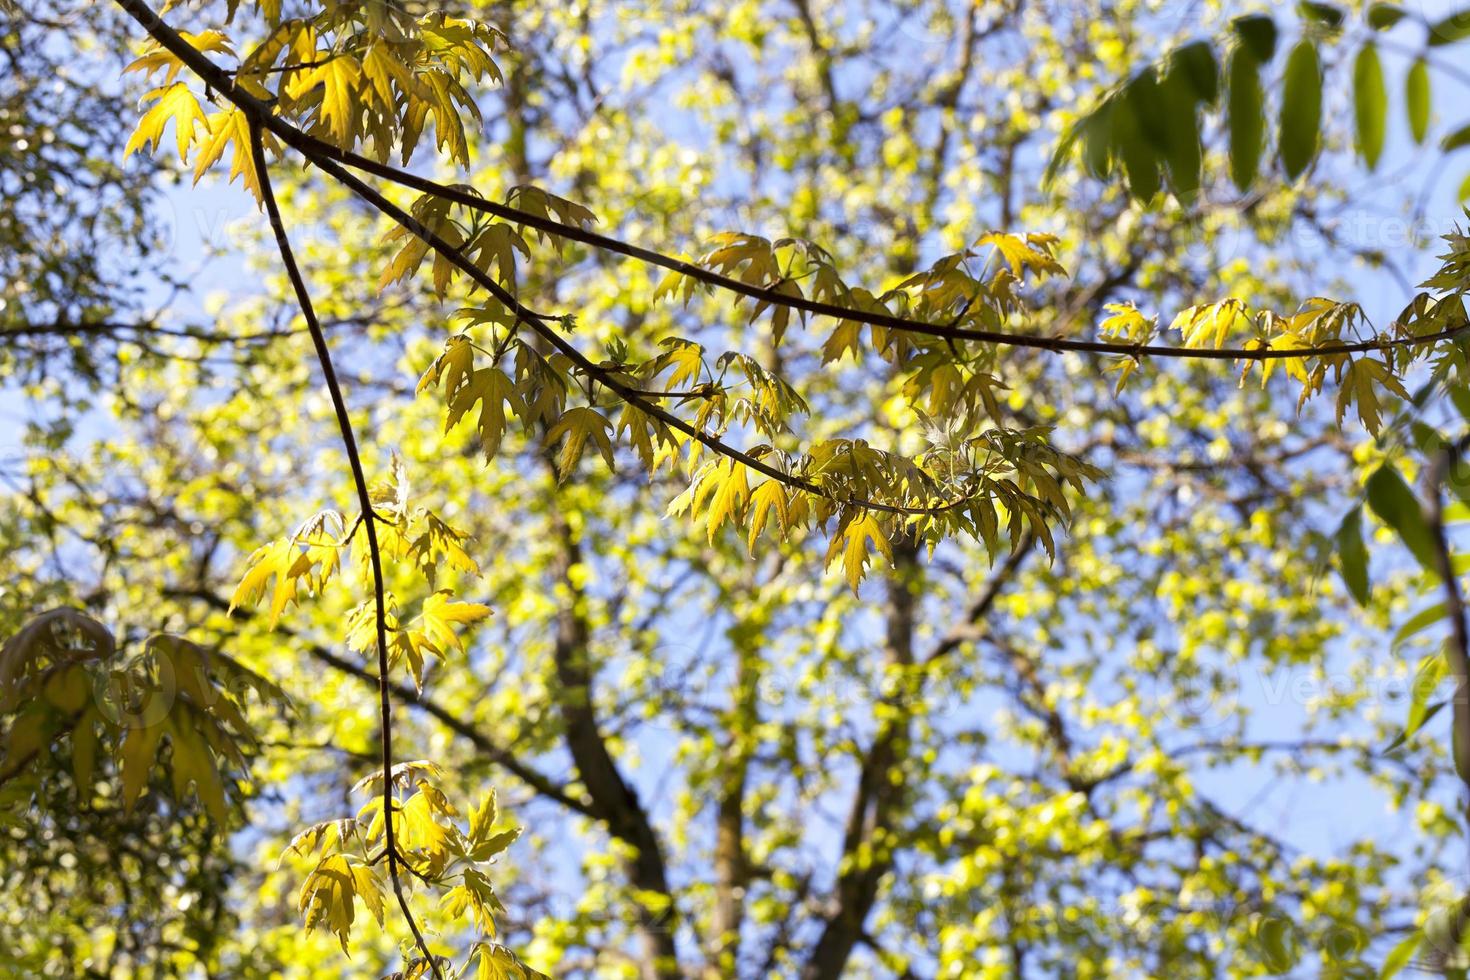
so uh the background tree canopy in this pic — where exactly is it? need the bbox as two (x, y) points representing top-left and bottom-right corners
(7, 0), (1470, 977)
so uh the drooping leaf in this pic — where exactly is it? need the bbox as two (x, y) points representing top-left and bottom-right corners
(1233, 14), (1279, 62)
(1407, 58), (1431, 145)
(1442, 122), (1470, 152)
(1428, 9), (1470, 46)
(824, 511), (893, 593)
(1279, 40), (1322, 180)
(1228, 49), (1265, 192)
(1352, 44), (1386, 170)
(1364, 464), (1436, 570)
(544, 407), (616, 481)
(1366, 3), (1408, 31)
(1333, 506), (1370, 605)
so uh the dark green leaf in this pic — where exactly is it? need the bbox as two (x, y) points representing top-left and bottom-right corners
(1353, 44), (1387, 170)
(1081, 105), (1114, 178)
(1279, 40), (1323, 180)
(1450, 383), (1470, 419)
(1158, 71), (1203, 199)
(1443, 122), (1470, 152)
(1228, 50), (1265, 191)
(1365, 464), (1436, 570)
(1407, 58), (1431, 144)
(1233, 14), (1279, 62)
(1334, 506), (1371, 605)
(1298, 1), (1345, 30)
(1366, 3), (1408, 30)
(1172, 40), (1220, 105)
(1428, 9), (1470, 46)
(1117, 76), (1162, 202)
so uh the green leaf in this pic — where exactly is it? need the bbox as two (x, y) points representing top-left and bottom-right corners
(1279, 40), (1323, 180)
(1353, 44), (1386, 170)
(1407, 58), (1431, 145)
(1228, 50), (1265, 192)
(1365, 464), (1436, 570)
(1442, 122), (1470, 152)
(1172, 41), (1220, 105)
(1334, 507), (1370, 605)
(1394, 602), (1447, 652)
(1406, 650), (1449, 739)
(1366, 3), (1407, 31)
(1428, 9), (1470, 46)
(1298, 1), (1345, 30)
(1460, 171), (1470, 204)
(1233, 14), (1279, 62)
(1116, 83), (1161, 202)
(1158, 71), (1203, 198)
(1380, 930), (1422, 979)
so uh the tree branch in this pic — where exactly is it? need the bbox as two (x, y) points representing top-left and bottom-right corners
(250, 125), (442, 980)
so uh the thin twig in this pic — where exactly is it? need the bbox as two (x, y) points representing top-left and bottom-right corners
(249, 123), (445, 980)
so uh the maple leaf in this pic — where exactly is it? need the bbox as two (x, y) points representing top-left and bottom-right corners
(293, 56), (363, 147)
(975, 232), (1066, 280)
(419, 335), (476, 397)
(703, 459), (749, 543)
(416, 590), (492, 658)
(1337, 356), (1410, 436)
(545, 407), (615, 481)
(192, 109), (265, 203)
(299, 854), (383, 953)
(125, 83), (208, 163)
(746, 479), (790, 552)
(123, 31), (236, 84)
(447, 367), (524, 459)
(824, 511), (894, 593)
(469, 942), (550, 980)
(230, 539), (304, 628)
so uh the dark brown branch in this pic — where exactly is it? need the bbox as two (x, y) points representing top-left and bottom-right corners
(301, 138), (968, 519)
(250, 126), (443, 980)
(801, 541), (919, 980)
(108, 0), (1470, 367)
(1425, 431), (1470, 817)
(543, 478), (682, 980)
(172, 586), (598, 819)
(922, 534), (1034, 665)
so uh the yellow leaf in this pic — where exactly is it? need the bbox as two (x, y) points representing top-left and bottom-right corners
(704, 459), (749, 543)
(192, 109), (265, 203)
(299, 854), (362, 952)
(417, 590), (492, 658)
(447, 368), (524, 459)
(123, 31), (235, 84)
(125, 83), (208, 163)
(825, 512), (893, 593)
(295, 55), (362, 147)
(747, 480), (789, 552)
(545, 407), (615, 481)
(418, 335), (476, 397)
